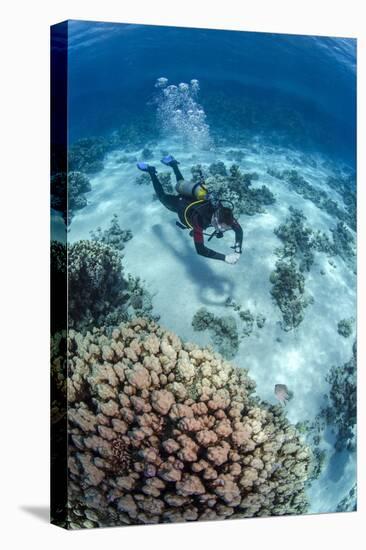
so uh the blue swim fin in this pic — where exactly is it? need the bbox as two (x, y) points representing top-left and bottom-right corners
(161, 155), (179, 166)
(137, 162), (152, 172)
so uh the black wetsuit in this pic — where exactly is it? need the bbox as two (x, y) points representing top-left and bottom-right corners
(149, 164), (243, 261)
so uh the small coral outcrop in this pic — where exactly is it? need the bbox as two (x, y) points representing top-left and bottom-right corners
(51, 240), (155, 332)
(68, 137), (112, 174)
(60, 318), (312, 528)
(51, 171), (92, 225)
(321, 342), (357, 452)
(90, 214), (133, 254)
(192, 308), (239, 359)
(269, 259), (311, 331)
(337, 318), (353, 338)
(191, 163), (275, 216)
(68, 240), (129, 330)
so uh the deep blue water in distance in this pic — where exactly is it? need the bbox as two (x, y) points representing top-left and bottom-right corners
(67, 20), (356, 166)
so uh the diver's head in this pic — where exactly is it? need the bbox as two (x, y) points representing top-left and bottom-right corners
(212, 206), (234, 232)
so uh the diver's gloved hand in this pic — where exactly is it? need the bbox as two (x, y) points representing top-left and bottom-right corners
(225, 253), (240, 265)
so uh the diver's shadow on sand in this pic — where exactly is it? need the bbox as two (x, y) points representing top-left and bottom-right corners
(327, 450), (350, 483)
(152, 223), (235, 307)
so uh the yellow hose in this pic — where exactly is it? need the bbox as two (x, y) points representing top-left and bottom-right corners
(184, 200), (206, 229)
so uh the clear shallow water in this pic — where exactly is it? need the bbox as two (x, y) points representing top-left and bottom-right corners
(67, 20), (356, 165)
(58, 20), (357, 517)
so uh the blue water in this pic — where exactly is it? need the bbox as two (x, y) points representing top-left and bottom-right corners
(67, 20), (356, 165)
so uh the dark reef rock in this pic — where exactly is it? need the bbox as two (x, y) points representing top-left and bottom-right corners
(274, 207), (315, 272)
(321, 342), (357, 452)
(141, 147), (154, 160)
(52, 239), (157, 332)
(68, 137), (113, 174)
(135, 173), (151, 185)
(331, 222), (356, 268)
(256, 314), (266, 329)
(225, 299), (266, 336)
(336, 484), (357, 512)
(337, 318), (353, 338)
(51, 171), (92, 225)
(239, 309), (255, 337)
(67, 240), (129, 330)
(268, 167), (356, 232)
(269, 258), (312, 331)
(209, 161), (228, 177)
(192, 307), (239, 359)
(90, 214), (133, 254)
(192, 163), (275, 216)
(226, 150), (245, 163)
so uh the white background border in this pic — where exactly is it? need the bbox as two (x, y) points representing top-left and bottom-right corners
(1, 1), (364, 548)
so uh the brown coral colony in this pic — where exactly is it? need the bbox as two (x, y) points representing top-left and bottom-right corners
(64, 317), (312, 528)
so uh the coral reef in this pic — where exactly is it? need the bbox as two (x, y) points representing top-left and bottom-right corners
(51, 240), (66, 278)
(192, 308), (239, 359)
(226, 150), (245, 163)
(51, 171), (92, 225)
(321, 342), (357, 452)
(337, 318), (353, 338)
(135, 173), (151, 186)
(273, 208), (355, 285)
(269, 259), (312, 331)
(192, 163), (275, 216)
(90, 215), (133, 254)
(51, 241), (67, 334)
(306, 447), (327, 483)
(256, 314), (266, 329)
(61, 318), (312, 528)
(51, 240), (156, 332)
(267, 168), (356, 231)
(326, 173), (356, 232)
(239, 310), (255, 337)
(141, 147), (154, 160)
(274, 207), (315, 272)
(68, 137), (113, 174)
(268, 206), (354, 329)
(116, 154), (138, 164)
(225, 298), (266, 337)
(51, 330), (67, 424)
(331, 222), (356, 269)
(68, 240), (129, 330)
(336, 484), (357, 512)
(294, 417), (328, 483)
(209, 161), (228, 177)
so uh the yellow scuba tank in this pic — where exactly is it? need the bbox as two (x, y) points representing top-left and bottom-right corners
(176, 169), (210, 229)
(175, 179), (208, 200)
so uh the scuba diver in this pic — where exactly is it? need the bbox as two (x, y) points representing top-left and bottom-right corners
(137, 155), (243, 264)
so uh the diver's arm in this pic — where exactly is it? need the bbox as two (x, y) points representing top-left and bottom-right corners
(193, 224), (226, 261)
(232, 219), (243, 253)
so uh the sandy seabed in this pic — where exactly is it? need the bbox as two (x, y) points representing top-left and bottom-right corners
(65, 137), (356, 514)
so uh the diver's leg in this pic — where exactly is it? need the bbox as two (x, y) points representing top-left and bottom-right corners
(161, 155), (184, 182)
(137, 162), (181, 212)
(170, 161), (184, 183)
(149, 169), (180, 213)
